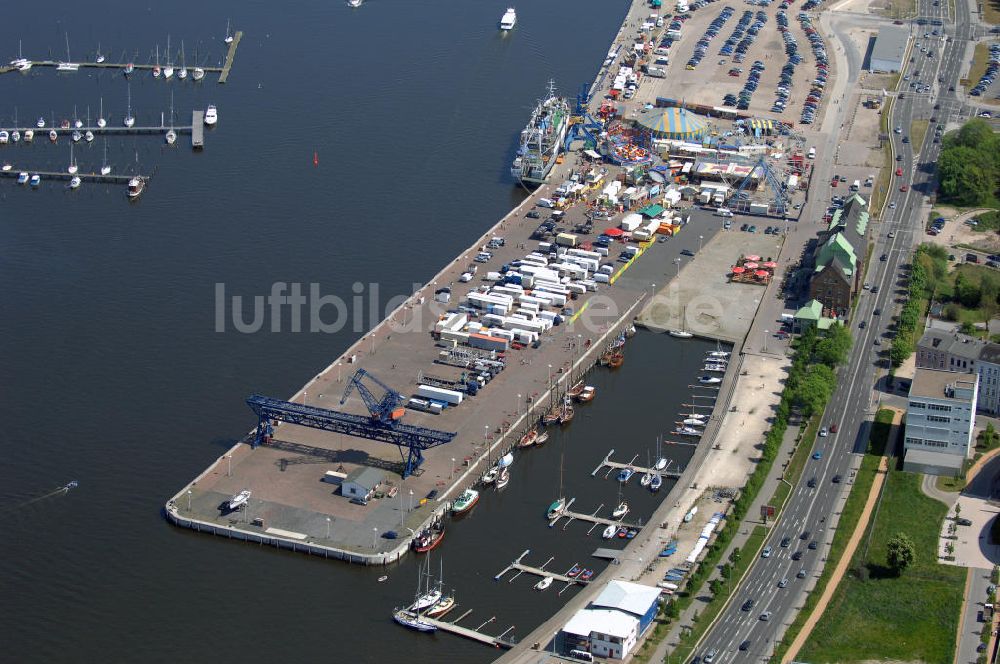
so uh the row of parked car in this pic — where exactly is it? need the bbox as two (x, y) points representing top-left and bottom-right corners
(732, 10), (768, 63)
(685, 0), (724, 14)
(771, 10), (801, 113)
(720, 10), (754, 55)
(797, 11), (829, 124)
(685, 5), (735, 69)
(723, 60), (765, 110)
(970, 43), (1000, 97)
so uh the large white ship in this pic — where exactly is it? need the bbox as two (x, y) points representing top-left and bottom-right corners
(510, 82), (570, 187)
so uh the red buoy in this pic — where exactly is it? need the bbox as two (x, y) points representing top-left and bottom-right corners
(313, 151), (319, 166)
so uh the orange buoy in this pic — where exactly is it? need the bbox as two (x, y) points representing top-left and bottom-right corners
(313, 151), (319, 166)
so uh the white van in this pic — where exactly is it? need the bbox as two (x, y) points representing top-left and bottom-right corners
(716, 207), (734, 217)
(537, 198), (555, 208)
(569, 650), (594, 662)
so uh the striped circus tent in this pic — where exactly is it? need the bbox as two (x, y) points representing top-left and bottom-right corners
(636, 106), (709, 140)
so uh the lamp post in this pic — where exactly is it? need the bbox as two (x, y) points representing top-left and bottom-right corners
(699, 234), (704, 252)
(372, 527), (378, 550)
(408, 489), (414, 513)
(764, 330), (769, 353)
(326, 516), (331, 539)
(675, 258), (681, 277)
(225, 454), (232, 477)
(187, 490), (192, 511)
(451, 457), (456, 480)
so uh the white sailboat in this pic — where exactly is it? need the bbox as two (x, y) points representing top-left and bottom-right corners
(152, 44), (161, 78)
(57, 33), (79, 71)
(24, 129), (33, 142)
(67, 143), (78, 174)
(669, 304), (693, 338)
(546, 452), (567, 520)
(100, 139), (111, 175)
(611, 484), (628, 519)
(97, 98), (106, 128)
(95, 42), (105, 63)
(178, 41), (188, 79)
(228, 489), (251, 510)
(192, 66), (205, 81)
(163, 36), (174, 79)
(124, 83), (135, 128)
(348, 0), (363, 6)
(68, 175), (81, 189)
(602, 523), (618, 539)
(165, 92), (177, 145)
(534, 576), (553, 591)
(224, 19), (234, 44)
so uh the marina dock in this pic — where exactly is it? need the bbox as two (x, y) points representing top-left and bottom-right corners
(191, 111), (204, 148)
(419, 613), (515, 649)
(591, 449), (684, 481)
(548, 500), (645, 532)
(0, 59), (233, 82)
(494, 549), (587, 594)
(0, 169), (144, 185)
(0, 125), (192, 137)
(218, 31), (243, 84)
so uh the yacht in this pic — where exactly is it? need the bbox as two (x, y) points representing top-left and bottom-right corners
(409, 588), (442, 612)
(127, 176), (146, 199)
(204, 105), (218, 125)
(17, 172), (29, 185)
(68, 176), (81, 189)
(499, 7), (517, 30)
(228, 489), (251, 510)
(451, 488), (479, 515)
(29, 174), (40, 187)
(24, 129), (33, 142)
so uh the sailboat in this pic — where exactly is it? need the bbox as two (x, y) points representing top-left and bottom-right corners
(68, 175), (81, 190)
(481, 466), (499, 485)
(602, 523), (618, 539)
(163, 36), (174, 79)
(100, 139), (111, 175)
(612, 482), (629, 519)
(11, 40), (31, 71)
(73, 105), (82, 129)
(546, 452), (567, 520)
(669, 304), (693, 338)
(67, 143), (78, 174)
(650, 473), (663, 492)
(534, 576), (553, 591)
(57, 33), (79, 71)
(152, 44), (161, 78)
(348, 0), (364, 7)
(496, 466), (510, 489)
(11, 109), (19, 142)
(192, 66), (205, 81)
(224, 19), (235, 44)
(654, 435), (668, 471)
(178, 41), (188, 79)
(559, 395), (575, 425)
(97, 98), (106, 128)
(24, 129), (33, 142)
(123, 83), (135, 128)
(165, 92), (177, 145)
(96, 42), (105, 63)
(640, 451), (653, 487)
(84, 107), (94, 142)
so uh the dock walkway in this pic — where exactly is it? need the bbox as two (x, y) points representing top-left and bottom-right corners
(591, 449), (684, 481)
(0, 170), (143, 185)
(219, 31), (243, 83)
(419, 610), (516, 649)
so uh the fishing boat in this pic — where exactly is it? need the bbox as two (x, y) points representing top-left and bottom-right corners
(17, 172), (29, 185)
(127, 176), (145, 199)
(568, 381), (585, 399)
(392, 609), (437, 633)
(602, 524), (617, 539)
(579, 569), (594, 581)
(698, 376), (721, 385)
(612, 502), (629, 519)
(650, 473), (663, 492)
(496, 467), (510, 489)
(204, 105), (218, 126)
(518, 428), (538, 448)
(499, 7), (517, 30)
(451, 488), (479, 515)
(29, 174), (40, 187)
(617, 467), (634, 483)
(510, 81), (570, 186)
(425, 595), (455, 618)
(566, 565), (582, 578)
(576, 386), (596, 403)
(655, 457), (668, 471)
(192, 67), (205, 81)
(24, 129), (33, 142)
(542, 403), (562, 426)
(609, 352), (624, 369)
(534, 576), (553, 591)
(228, 489), (251, 510)
(482, 466), (499, 485)
(68, 176), (81, 190)
(412, 521), (445, 553)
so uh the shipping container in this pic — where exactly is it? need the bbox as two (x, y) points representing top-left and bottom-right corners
(417, 384), (464, 405)
(556, 233), (579, 247)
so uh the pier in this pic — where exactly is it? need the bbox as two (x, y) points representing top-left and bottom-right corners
(494, 549), (588, 594)
(0, 125), (192, 137)
(218, 31), (243, 83)
(548, 500), (645, 532)
(0, 169), (144, 185)
(191, 111), (204, 148)
(419, 611), (516, 649)
(591, 449), (684, 481)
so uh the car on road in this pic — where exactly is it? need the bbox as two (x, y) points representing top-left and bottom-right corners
(874, 308), (881, 315)
(881, 253), (888, 261)
(741, 599), (755, 612)
(792, 550), (804, 561)
(831, 423), (839, 433)
(781, 536), (791, 547)
(896, 154), (904, 161)
(807, 476), (817, 488)
(703, 649), (717, 663)
(760, 612), (772, 621)
(957, 518), (973, 526)
(902, 136), (910, 143)
(680, 249), (695, 256)
(778, 577), (789, 588)
(889, 201), (897, 210)
(859, 320), (867, 328)
(888, 231), (896, 238)
(900, 184), (910, 192)
(979, 644), (989, 653)
(739, 640), (751, 652)
(813, 451), (823, 459)
(833, 474), (842, 483)
(896, 167), (903, 176)
(802, 530), (812, 540)
(762, 546), (772, 558)
(526, 210), (540, 219)
(797, 568), (808, 578)
(809, 540), (819, 550)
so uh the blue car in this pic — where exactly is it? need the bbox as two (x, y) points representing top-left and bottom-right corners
(812, 451), (823, 460)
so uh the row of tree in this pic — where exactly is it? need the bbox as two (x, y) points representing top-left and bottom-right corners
(890, 244), (947, 367)
(938, 119), (1000, 207)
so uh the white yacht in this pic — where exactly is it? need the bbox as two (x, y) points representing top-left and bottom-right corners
(69, 175), (81, 189)
(24, 129), (33, 142)
(192, 67), (205, 81)
(228, 489), (251, 510)
(499, 7), (517, 30)
(204, 105), (218, 126)
(127, 176), (145, 199)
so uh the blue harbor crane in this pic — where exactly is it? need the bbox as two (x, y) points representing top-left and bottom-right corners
(729, 155), (789, 217)
(564, 82), (604, 152)
(245, 370), (457, 478)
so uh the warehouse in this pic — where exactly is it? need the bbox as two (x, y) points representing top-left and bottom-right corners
(869, 27), (908, 73)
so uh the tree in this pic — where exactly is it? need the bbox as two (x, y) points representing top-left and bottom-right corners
(709, 578), (723, 596)
(814, 324), (853, 367)
(955, 272), (983, 308)
(961, 321), (977, 335)
(887, 533), (916, 575)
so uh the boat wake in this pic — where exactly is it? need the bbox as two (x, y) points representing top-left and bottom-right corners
(0, 481), (79, 516)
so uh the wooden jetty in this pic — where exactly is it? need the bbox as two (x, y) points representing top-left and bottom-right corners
(419, 612), (515, 649)
(549, 501), (645, 531)
(0, 125), (191, 138)
(591, 449), (683, 481)
(219, 31), (243, 83)
(494, 549), (588, 594)
(0, 169), (144, 185)
(191, 111), (204, 148)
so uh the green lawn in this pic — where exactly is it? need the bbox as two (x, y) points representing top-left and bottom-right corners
(911, 119), (929, 151)
(797, 468), (965, 663)
(772, 419), (816, 508)
(774, 409), (893, 661)
(964, 43), (993, 89)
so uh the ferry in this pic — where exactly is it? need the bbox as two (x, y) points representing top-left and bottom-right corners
(499, 7), (517, 30)
(451, 488), (479, 515)
(510, 82), (570, 186)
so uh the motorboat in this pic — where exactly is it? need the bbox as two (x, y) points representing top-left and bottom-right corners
(482, 466), (499, 485)
(17, 172), (29, 185)
(393, 609), (437, 633)
(85, 131), (94, 143)
(348, 0), (363, 6)
(617, 526), (628, 538)
(683, 418), (706, 426)
(48, 130), (58, 142)
(675, 426), (701, 437)
(204, 105), (218, 125)
(683, 506), (698, 523)
(612, 502), (629, 519)
(0, 131), (8, 144)
(36, 117), (45, 128)
(617, 467), (634, 483)
(707, 350), (730, 358)
(546, 497), (566, 520)
(409, 588), (442, 612)
(496, 467), (510, 489)
(602, 524), (618, 539)
(228, 489), (251, 510)
(451, 488), (479, 515)
(698, 376), (721, 385)
(11, 130), (20, 143)
(575, 386), (596, 403)
(566, 565), (582, 578)
(72, 130), (82, 143)
(68, 176), (81, 189)
(579, 569), (594, 581)
(24, 129), (33, 142)
(29, 174), (40, 187)
(655, 457), (668, 471)
(165, 129), (177, 145)
(669, 329), (693, 338)
(640, 472), (653, 487)
(534, 576), (553, 591)
(127, 176), (145, 199)
(192, 67), (205, 81)
(499, 7), (517, 30)
(703, 364), (727, 373)
(412, 520), (445, 553)
(650, 473), (663, 491)
(518, 428), (538, 448)
(425, 595), (455, 618)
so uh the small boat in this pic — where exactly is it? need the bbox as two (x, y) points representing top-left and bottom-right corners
(425, 595), (455, 618)
(348, 0), (363, 6)
(204, 105), (218, 126)
(100, 139), (112, 175)
(15, 60), (32, 71)
(127, 176), (145, 199)
(163, 37), (174, 79)
(378, 575), (388, 582)
(165, 129), (177, 145)
(11, 130), (20, 142)
(29, 174), (40, 187)
(48, 130), (58, 142)
(576, 386), (596, 403)
(626, 529), (638, 539)
(123, 62), (134, 75)
(482, 466), (499, 485)
(178, 41), (188, 79)
(64, 480), (79, 491)
(85, 131), (94, 143)
(683, 418), (706, 426)
(683, 506), (698, 523)
(124, 82), (135, 128)
(612, 501), (629, 519)
(72, 130), (82, 142)
(192, 67), (205, 81)
(534, 576), (553, 591)
(707, 350), (730, 358)
(409, 588), (442, 612)
(598, 351), (612, 366)
(534, 431), (549, 445)
(602, 524), (618, 539)
(393, 609), (437, 633)
(699, 376), (721, 385)
(566, 564), (582, 578)
(518, 428), (538, 448)
(36, 117), (45, 128)
(640, 472), (653, 487)
(568, 381), (585, 399)
(68, 175), (81, 189)
(650, 473), (663, 491)
(96, 43), (105, 64)
(560, 403), (575, 425)
(499, 7), (517, 30)
(1, 163), (10, 172)
(496, 467), (510, 489)
(228, 489), (251, 510)
(625, 324), (637, 337)
(579, 569), (594, 581)
(24, 129), (33, 142)
(451, 488), (479, 515)
(547, 497), (566, 519)
(669, 329), (693, 338)
(655, 457), (668, 471)
(0, 130), (8, 144)
(608, 352), (624, 369)
(412, 521), (445, 553)
(497, 452), (514, 468)
(617, 467), (634, 483)
(675, 426), (701, 437)
(224, 18), (235, 44)
(703, 364), (727, 373)
(153, 44), (161, 78)
(67, 144), (78, 174)
(17, 172), (29, 184)
(617, 526), (628, 538)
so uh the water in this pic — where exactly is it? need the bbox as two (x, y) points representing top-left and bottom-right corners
(0, 2), (732, 661)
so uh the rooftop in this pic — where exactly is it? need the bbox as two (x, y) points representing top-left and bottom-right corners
(344, 466), (384, 490)
(562, 608), (639, 639)
(871, 26), (909, 68)
(910, 367), (977, 401)
(591, 580), (661, 616)
(918, 329), (986, 361)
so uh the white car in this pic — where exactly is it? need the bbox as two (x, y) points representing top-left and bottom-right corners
(889, 202), (897, 209)
(819, 427), (829, 437)
(459, 272), (474, 283)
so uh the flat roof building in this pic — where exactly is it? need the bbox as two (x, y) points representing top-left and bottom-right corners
(903, 368), (979, 476)
(562, 608), (640, 660)
(870, 27), (908, 73)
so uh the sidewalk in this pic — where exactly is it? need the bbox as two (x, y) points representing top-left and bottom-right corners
(650, 415), (803, 663)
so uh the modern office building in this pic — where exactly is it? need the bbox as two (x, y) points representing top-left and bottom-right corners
(903, 368), (979, 476)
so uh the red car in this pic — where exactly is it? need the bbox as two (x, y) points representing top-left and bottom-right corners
(895, 167), (903, 176)
(831, 177), (838, 187)
(830, 423), (839, 433)
(900, 184), (909, 192)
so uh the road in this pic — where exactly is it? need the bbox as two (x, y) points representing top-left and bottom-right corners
(690, 0), (975, 660)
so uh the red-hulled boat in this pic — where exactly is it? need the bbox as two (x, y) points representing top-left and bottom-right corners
(412, 521), (445, 553)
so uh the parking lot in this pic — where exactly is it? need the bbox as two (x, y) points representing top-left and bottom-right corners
(967, 41), (1000, 103)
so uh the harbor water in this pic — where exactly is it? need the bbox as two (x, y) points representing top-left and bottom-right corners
(0, 1), (731, 661)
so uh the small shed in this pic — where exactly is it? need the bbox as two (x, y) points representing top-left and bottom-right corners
(342, 467), (384, 500)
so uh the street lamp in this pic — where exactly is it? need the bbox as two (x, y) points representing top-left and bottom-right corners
(372, 527), (378, 550)
(326, 516), (331, 539)
(408, 489), (414, 513)
(451, 457), (456, 480)
(225, 454), (232, 477)
(764, 330), (769, 354)
(699, 234), (704, 252)
(675, 258), (681, 276)
(187, 489), (192, 511)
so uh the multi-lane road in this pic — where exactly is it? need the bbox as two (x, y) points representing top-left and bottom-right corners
(691, 0), (974, 660)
